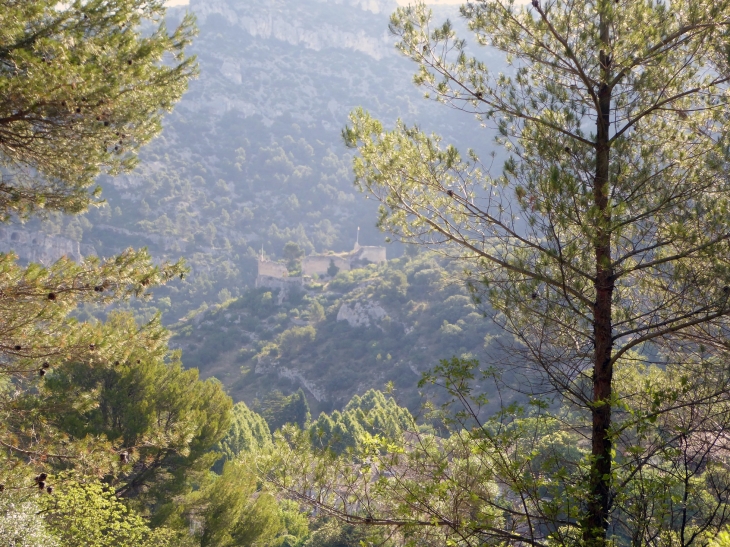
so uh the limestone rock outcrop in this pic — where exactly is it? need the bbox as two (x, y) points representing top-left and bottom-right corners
(0, 228), (94, 264)
(337, 300), (387, 327)
(190, 0), (397, 60)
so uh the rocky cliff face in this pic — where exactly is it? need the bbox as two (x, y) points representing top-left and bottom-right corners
(174, 0), (420, 129)
(191, 0), (397, 60)
(0, 227), (94, 265)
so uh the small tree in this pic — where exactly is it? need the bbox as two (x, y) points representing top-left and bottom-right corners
(0, 492), (59, 547)
(309, 300), (326, 324)
(213, 401), (272, 473)
(275, 1), (730, 545)
(196, 461), (282, 547)
(0, 252), (186, 483)
(283, 241), (305, 274)
(259, 390), (311, 433)
(327, 259), (339, 278)
(43, 480), (180, 547)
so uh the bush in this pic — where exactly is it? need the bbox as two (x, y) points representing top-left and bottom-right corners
(43, 481), (180, 547)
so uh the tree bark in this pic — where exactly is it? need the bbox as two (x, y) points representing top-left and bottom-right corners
(584, 9), (614, 546)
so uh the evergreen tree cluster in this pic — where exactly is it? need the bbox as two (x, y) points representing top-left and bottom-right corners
(309, 389), (415, 453)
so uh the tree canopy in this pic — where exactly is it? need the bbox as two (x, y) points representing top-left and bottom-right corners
(0, 1), (224, 541)
(213, 401), (272, 472)
(42, 479), (182, 547)
(0, 0), (197, 218)
(309, 389), (415, 453)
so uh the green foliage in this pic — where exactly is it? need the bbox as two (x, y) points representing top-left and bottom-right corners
(276, 354), (730, 546)
(178, 253), (495, 411)
(43, 480), (179, 547)
(712, 529), (730, 547)
(0, 0), (197, 218)
(303, 519), (388, 547)
(309, 389), (414, 453)
(338, 0), (730, 544)
(284, 242), (305, 274)
(0, 247), (184, 367)
(213, 402), (272, 472)
(258, 389), (311, 432)
(271, 500), (310, 547)
(372, 269), (408, 302)
(88, 112), (379, 321)
(0, 2), (239, 544)
(308, 301), (325, 324)
(0, 255), (180, 486)
(42, 312), (232, 513)
(278, 326), (316, 359)
(12, 0), (485, 328)
(197, 461), (283, 547)
(326, 259), (339, 278)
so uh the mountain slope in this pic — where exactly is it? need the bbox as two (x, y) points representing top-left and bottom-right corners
(10, 0), (509, 408)
(173, 252), (505, 413)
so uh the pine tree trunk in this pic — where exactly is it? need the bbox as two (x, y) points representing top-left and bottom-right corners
(584, 11), (614, 545)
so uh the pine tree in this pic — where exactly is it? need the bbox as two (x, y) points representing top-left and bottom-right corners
(0, 251), (186, 475)
(197, 462), (282, 547)
(213, 402), (272, 472)
(0, 0), (198, 497)
(0, 0), (197, 219)
(281, 0), (730, 544)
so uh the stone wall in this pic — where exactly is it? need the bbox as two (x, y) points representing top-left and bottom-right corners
(257, 259), (288, 278)
(259, 246), (386, 281)
(255, 275), (303, 289)
(302, 255), (350, 276)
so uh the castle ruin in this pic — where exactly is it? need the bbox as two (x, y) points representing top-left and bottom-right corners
(256, 236), (386, 292)
(301, 254), (350, 277)
(255, 256), (304, 296)
(257, 259), (288, 279)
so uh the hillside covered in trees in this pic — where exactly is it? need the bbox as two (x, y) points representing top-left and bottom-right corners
(174, 252), (503, 414)
(3, 0), (506, 411)
(20, 0), (492, 325)
(5, 0), (730, 546)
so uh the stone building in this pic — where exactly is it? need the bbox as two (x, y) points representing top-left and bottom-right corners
(255, 257), (303, 303)
(301, 254), (350, 277)
(256, 259), (288, 279)
(256, 235), (387, 294)
(301, 235), (387, 277)
(351, 243), (386, 265)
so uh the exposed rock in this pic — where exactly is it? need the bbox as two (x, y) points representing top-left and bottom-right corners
(253, 358), (326, 401)
(278, 366), (327, 401)
(0, 228), (94, 264)
(96, 224), (185, 252)
(337, 300), (386, 327)
(190, 0), (396, 60)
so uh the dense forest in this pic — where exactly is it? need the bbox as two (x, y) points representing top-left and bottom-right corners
(4, 0), (730, 546)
